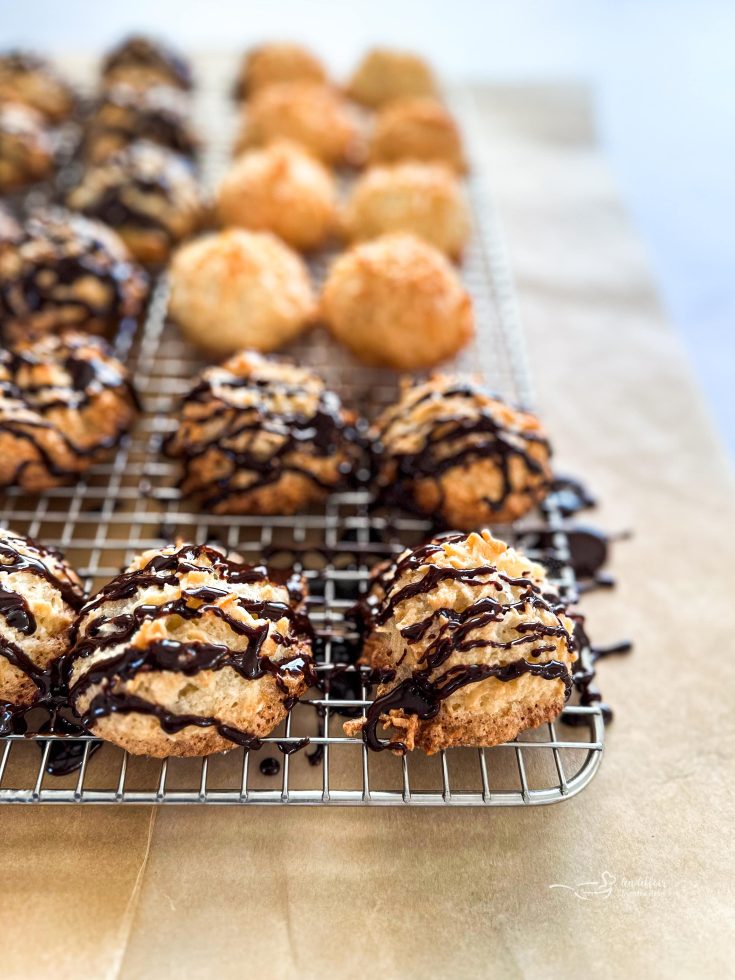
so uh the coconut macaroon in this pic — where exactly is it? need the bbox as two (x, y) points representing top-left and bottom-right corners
(347, 47), (437, 108)
(235, 81), (363, 167)
(169, 229), (316, 356)
(0, 102), (55, 191)
(85, 83), (199, 164)
(369, 97), (466, 172)
(320, 232), (473, 369)
(217, 140), (337, 251)
(66, 140), (203, 265)
(0, 528), (84, 715)
(165, 350), (362, 515)
(0, 208), (148, 342)
(234, 42), (328, 99)
(0, 50), (75, 122)
(100, 34), (192, 92)
(0, 331), (138, 492)
(372, 375), (553, 528)
(345, 530), (577, 754)
(67, 543), (314, 757)
(343, 161), (470, 258)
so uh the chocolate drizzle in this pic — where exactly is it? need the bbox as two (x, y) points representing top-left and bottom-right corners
(0, 208), (148, 335)
(67, 142), (199, 246)
(0, 50), (74, 120)
(165, 360), (365, 511)
(0, 331), (138, 487)
(68, 544), (315, 750)
(373, 380), (552, 522)
(0, 530), (83, 707)
(548, 474), (597, 517)
(0, 532), (83, 612)
(101, 35), (193, 90)
(88, 84), (199, 160)
(566, 618), (633, 724)
(355, 533), (575, 752)
(363, 659), (573, 752)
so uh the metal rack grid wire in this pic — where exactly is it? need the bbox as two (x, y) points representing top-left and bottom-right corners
(0, 69), (605, 805)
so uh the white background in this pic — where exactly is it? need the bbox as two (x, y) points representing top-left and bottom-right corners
(3, 0), (734, 457)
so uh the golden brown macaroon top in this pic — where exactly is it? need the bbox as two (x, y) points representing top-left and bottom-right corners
(234, 42), (328, 98)
(168, 228), (316, 356)
(320, 232), (473, 369)
(235, 81), (364, 166)
(343, 160), (470, 257)
(369, 97), (466, 172)
(347, 47), (437, 108)
(217, 140), (337, 251)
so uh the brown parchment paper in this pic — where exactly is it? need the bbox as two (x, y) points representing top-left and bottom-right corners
(2, 82), (734, 980)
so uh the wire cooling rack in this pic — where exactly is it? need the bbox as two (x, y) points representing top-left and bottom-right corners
(0, 69), (605, 805)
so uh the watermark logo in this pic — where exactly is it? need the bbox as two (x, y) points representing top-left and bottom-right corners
(549, 871), (667, 900)
(549, 870), (616, 900)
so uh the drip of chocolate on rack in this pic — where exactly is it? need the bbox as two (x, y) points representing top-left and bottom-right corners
(516, 523), (624, 594)
(547, 473), (596, 516)
(276, 737), (310, 755)
(260, 756), (280, 776)
(563, 617), (632, 725)
(164, 366), (367, 510)
(372, 382), (551, 520)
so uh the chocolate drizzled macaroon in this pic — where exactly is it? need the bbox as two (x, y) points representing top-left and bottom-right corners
(165, 350), (363, 515)
(0, 102), (55, 191)
(234, 42), (328, 99)
(85, 83), (199, 164)
(67, 543), (314, 757)
(0, 50), (75, 122)
(101, 34), (192, 92)
(371, 375), (553, 528)
(0, 528), (84, 720)
(0, 330), (138, 492)
(344, 530), (577, 754)
(66, 140), (203, 265)
(0, 207), (148, 342)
